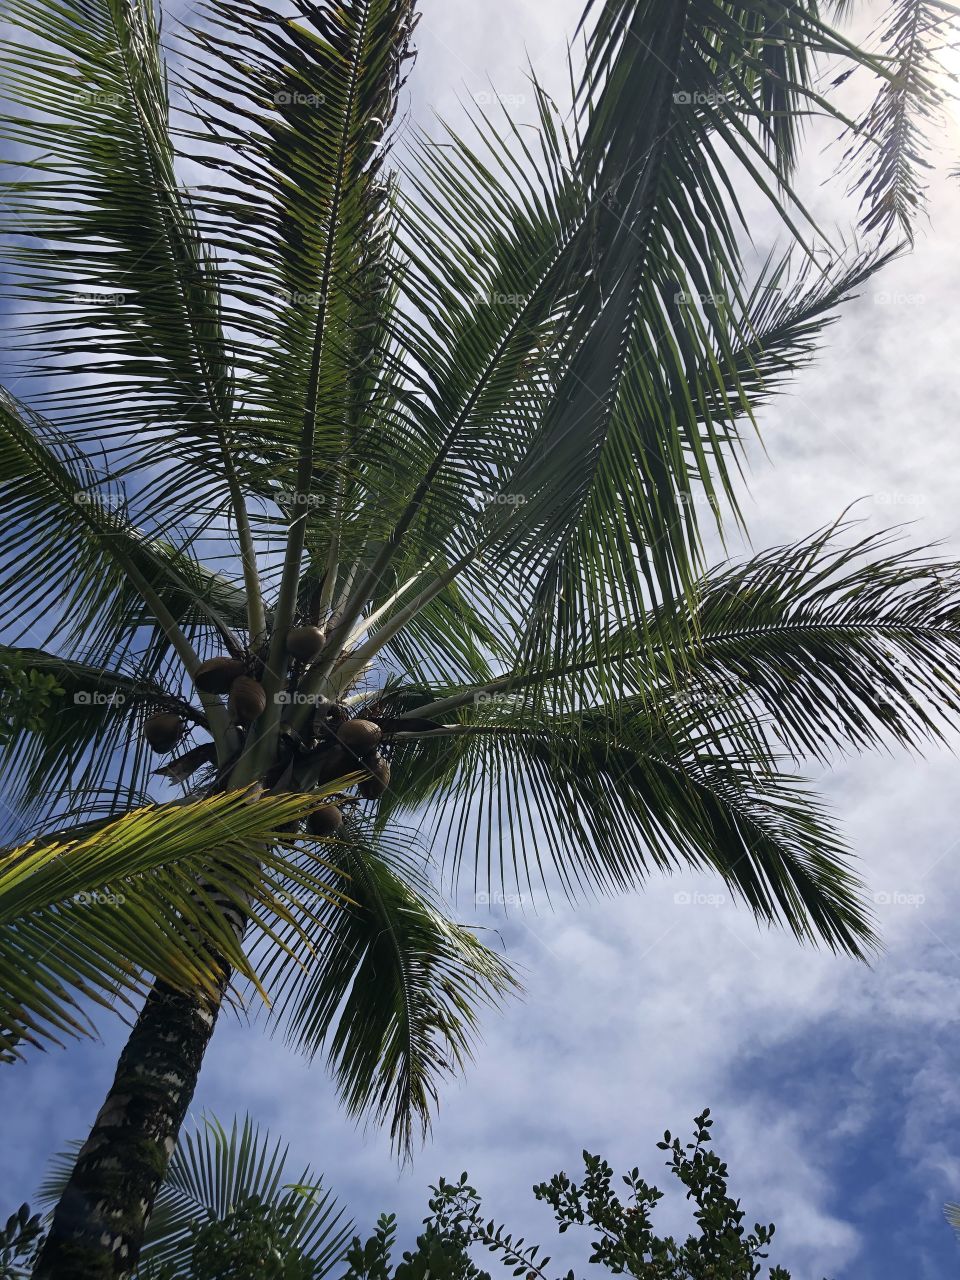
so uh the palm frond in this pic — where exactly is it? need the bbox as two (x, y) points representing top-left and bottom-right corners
(0, 791), (345, 1058)
(251, 823), (519, 1155)
(330, 3), (893, 702)
(0, 0), (239, 473)
(139, 1114), (352, 1279)
(0, 387), (242, 668)
(380, 701), (875, 958)
(38, 1114), (353, 1279)
(0, 646), (189, 829)
(650, 523), (960, 763)
(175, 0), (416, 545)
(841, 0), (952, 242)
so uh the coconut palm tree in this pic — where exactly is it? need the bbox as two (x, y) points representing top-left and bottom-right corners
(2, 0), (960, 1276)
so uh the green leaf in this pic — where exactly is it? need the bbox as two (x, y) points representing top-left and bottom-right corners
(253, 824), (519, 1155)
(0, 790), (346, 1058)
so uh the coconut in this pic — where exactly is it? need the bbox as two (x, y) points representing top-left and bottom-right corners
(144, 712), (187, 754)
(306, 803), (343, 837)
(358, 754), (390, 799)
(195, 657), (246, 695)
(338, 718), (383, 755)
(313, 746), (351, 786)
(286, 625), (327, 663)
(229, 676), (267, 724)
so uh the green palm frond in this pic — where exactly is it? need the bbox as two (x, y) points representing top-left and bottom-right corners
(649, 524), (960, 762)
(139, 1114), (352, 1279)
(0, 646), (187, 827)
(252, 824), (518, 1155)
(168, 0), (423, 758)
(841, 0), (951, 242)
(0, 0), (236, 473)
(176, 0), (416, 472)
(0, 791), (345, 1058)
(39, 1114), (353, 1279)
(0, 390), (241, 665)
(379, 701), (875, 959)
(325, 12), (895, 700)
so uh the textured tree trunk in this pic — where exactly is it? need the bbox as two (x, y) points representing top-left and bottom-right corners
(31, 975), (226, 1279)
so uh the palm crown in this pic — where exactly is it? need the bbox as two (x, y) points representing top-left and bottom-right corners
(2, 0), (960, 1273)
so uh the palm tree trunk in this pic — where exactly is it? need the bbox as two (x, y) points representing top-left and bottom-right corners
(31, 975), (226, 1279)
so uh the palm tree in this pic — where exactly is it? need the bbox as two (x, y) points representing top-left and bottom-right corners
(32, 1116), (354, 1280)
(1, 0), (959, 1275)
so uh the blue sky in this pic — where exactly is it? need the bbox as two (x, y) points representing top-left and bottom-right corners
(3, 1), (960, 1277)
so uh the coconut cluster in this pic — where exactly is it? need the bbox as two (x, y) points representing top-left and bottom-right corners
(143, 629), (394, 840)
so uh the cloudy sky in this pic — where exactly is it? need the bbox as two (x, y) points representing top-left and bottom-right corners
(3, 2), (960, 1278)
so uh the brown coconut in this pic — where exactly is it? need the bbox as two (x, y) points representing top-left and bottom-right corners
(313, 746), (352, 786)
(306, 804), (343, 837)
(358, 754), (390, 799)
(229, 676), (267, 724)
(286, 625), (327, 663)
(144, 712), (187, 754)
(338, 718), (383, 755)
(195, 657), (246, 694)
